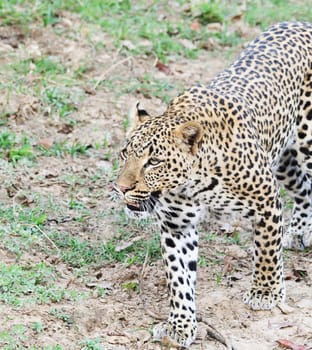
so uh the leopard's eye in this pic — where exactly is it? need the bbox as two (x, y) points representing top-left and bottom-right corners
(145, 157), (162, 168)
(119, 149), (128, 160)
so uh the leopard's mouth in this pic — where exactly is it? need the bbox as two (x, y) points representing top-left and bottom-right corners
(125, 191), (161, 213)
(126, 201), (142, 211)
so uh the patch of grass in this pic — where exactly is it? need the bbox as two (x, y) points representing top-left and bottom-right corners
(198, 255), (208, 267)
(92, 2), (200, 60)
(8, 144), (34, 163)
(1, 333), (64, 350)
(214, 28), (243, 47)
(203, 231), (218, 242)
(33, 57), (66, 75)
(50, 308), (74, 326)
(0, 0), (64, 26)
(3, 0), (312, 64)
(191, 0), (224, 24)
(0, 324), (27, 350)
(80, 338), (103, 350)
(0, 131), (35, 163)
(0, 130), (15, 150)
(48, 228), (161, 268)
(41, 87), (78, 118)
(245, 0), (312, 28)
(11, 0), (224, 61)
(0, 112), (10, 126)
(0, 0), (31, 26)
(37, 140), (89, 158)
(0, 199), (55, 258)
(31, 321), (43, 334)
(227, 231), (241, 245)
(0, 262), (77, 306)
(100, 73), (183, 104)
(280, 187), (294, 210)
(215, 272), (224, 285)
(123, 73), (181, 104)
(121, 281), (139, 292)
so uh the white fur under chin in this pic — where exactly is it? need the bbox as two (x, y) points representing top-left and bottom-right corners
(124, 206), (150, 219)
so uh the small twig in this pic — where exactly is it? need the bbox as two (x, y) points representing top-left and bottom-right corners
(23, 223), (60, 254)
(145, 307), (167, 321)
(93, 56), (133, 89)
(199, 317), (237, 350)
(34, 225), (60, 253)
(139, 249), (149, 290)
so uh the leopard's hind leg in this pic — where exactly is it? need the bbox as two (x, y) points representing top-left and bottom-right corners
(275, 75), (312, 250)
(275, 148), (312, 249)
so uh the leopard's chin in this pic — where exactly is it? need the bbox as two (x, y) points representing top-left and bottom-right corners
(126, 202), (143, 212)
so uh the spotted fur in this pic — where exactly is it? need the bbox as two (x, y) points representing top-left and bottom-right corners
(114, 22), (312, 347)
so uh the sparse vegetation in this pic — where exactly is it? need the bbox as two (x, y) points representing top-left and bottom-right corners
(0, 0), (311, 348)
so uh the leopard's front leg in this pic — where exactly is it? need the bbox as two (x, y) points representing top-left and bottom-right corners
(243, 192), (286, 310)
(153, 202), (201, 348)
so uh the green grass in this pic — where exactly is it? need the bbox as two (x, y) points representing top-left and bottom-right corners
(0, 322), (63, 350)
(0, 262), (80, 306)
(80, 338), (103, 350)
(0, 131), (35, 163)
(1, 0), (312, 64)
(122, 73), (182, 104)
(37, 141), (89, 158)
(245, 0), (312, 28)
(0, 0), (246, 63)
(0, 324), (27, 350)
(0, 129), (93, 163)
(280, 188), (294, 210)
(0, 130), (16, 149)
(0, 195), (160, 268)
(41, 86), (79, 118)
(48, 229), (161, 268)
(50, 308), (74, 326)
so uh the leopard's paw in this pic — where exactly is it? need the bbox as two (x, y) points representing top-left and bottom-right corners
(243, 286), (285, 310)
(283, 228), (312, 250)
(153, 321), (197, 348)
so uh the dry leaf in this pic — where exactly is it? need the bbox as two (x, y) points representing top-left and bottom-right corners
(37, 138), (54, 149)
(276, 339), (307, 350)
(206, 22), (222, 33)
(121, 40), (136, 50)
(155, 60), (172, 75)
(190, 20), (200, 32)
(179, 38), (196, 50)
(83, 86), (96, 95)
(223, 256), (232, 274)
(115, 241), (134, 252)
(231, 13), (243, 22)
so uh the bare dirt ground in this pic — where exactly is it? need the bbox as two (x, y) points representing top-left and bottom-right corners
(0, 10), (312, 350)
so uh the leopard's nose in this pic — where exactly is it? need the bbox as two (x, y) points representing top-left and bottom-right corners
(115, 183), (133, 193)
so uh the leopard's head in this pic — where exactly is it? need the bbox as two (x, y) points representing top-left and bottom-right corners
(114, 102), (203, 214)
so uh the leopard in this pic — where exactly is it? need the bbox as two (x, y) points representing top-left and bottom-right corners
(114, 22), (312, 348)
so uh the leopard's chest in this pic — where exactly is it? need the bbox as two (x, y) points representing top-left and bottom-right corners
(165, 178), (255, 219)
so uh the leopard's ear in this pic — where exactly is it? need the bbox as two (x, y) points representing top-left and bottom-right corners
(176, 121), (203, 155)
(127, 102), (151, 133)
